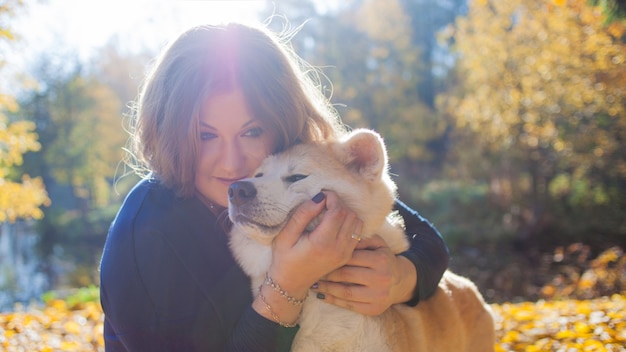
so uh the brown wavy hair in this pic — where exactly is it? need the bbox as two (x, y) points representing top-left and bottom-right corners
(128, 22), (347, 197)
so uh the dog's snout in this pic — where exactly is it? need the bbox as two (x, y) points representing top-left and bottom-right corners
(228, 181), (257, 206)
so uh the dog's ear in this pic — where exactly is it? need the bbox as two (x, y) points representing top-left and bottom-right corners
(334, 129), (388, 181)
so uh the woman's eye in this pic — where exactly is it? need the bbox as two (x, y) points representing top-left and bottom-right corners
(285, 174), (308, 183)
(254, 173), (264, 178)
(200, 132), (217, 141)
(244, 127), (263, 137)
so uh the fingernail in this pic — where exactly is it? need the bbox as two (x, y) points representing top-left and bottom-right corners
(312, 192), (325, 204)
(316, 293), (325, 300)
(311, 282), (319, 289)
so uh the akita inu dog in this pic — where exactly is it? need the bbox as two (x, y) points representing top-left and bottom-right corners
(228, 129), (495, 352)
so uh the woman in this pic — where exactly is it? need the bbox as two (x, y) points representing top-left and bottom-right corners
(99, 22), (449, 351)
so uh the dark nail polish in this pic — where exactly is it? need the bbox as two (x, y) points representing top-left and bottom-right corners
(312, 192), (325, 204)
(311, 282), (319, 289)
(316, 293), (325, 300)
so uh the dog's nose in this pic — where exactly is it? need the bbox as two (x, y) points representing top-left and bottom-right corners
(228, 181), (257, 206)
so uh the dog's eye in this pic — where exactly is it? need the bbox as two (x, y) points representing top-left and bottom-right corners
(285, 174), (308, 183)
(254, 173), (263, 178)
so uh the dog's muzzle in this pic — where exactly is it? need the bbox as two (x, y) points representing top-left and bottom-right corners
(229, 180), (257, 206)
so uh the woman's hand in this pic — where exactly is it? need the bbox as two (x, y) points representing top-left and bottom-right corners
(253, 191), (363, 325)
(312, 234), (418, 316)
(267, 191), (363, 300)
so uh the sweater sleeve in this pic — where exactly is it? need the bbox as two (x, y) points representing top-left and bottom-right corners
(225, 307), (299, 351)
(394, 199), (450, 306)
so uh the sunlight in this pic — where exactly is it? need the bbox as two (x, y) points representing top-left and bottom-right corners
(12, 0), (266, 61)
(3, 0), (266, 93)
(176, 1), (266, 24)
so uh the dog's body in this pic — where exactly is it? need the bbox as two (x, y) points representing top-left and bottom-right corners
(228, 129), (495, 351)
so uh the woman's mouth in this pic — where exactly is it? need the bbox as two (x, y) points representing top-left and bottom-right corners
(215, 176), (247, 186)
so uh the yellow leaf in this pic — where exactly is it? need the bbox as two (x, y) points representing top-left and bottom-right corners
(607, 23), (625, 38)
(555, 329), (576, 339)
(501, 330), (520, 343)
(64, 320), (82, 335)
(574, 321), (592, 334)
(60, 340), (81, 351)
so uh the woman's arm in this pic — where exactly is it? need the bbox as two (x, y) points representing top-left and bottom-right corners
(226, 307), (299, 351)
(395, 199), (450, 305)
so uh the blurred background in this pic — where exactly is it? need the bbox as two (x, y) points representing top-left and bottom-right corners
(1, 0), (625, 311)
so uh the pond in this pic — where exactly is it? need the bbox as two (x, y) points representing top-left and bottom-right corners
(0, 221), (50, 312)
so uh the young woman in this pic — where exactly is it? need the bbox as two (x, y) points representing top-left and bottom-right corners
(99, 22), (449, 351)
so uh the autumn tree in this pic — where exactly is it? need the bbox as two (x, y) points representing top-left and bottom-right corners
(399, 0), (467, 108)
(265, 0), (447, 184)
(440, 0), (626, 239)
(0, 0), (50, 223)
(15, 57), (130, 285)
(20, 59), (128, 211)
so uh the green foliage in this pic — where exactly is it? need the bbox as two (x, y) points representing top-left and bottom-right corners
(549, 173), (610, 206)
(14, 52), (142, 288)
(402, 179), (514, 250)
(589, 0), (626, 21)
(42, 285), (100, 309)
(64, 285), (100, 308)
(41, 73), (126, 207)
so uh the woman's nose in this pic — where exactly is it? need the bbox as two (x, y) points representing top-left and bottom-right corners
(220, 142), (244, 172)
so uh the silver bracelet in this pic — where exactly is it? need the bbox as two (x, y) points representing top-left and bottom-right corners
(264, 272), (307, 306)
(258, 284), (299, 328)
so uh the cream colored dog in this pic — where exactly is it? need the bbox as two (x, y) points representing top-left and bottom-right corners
(228, 129), (495, 352)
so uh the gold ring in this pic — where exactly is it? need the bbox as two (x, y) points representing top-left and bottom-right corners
(351, 234), (362, 242)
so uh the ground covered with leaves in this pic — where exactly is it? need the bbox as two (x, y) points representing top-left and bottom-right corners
(0, 293), (624, 351)
(1, 246), (624, 351)
(0, 299), (103, 351)
(493, 294), (626, 351)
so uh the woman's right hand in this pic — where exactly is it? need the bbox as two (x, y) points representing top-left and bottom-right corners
(268, 191), (363, 299)
(251, 191), (362, 326)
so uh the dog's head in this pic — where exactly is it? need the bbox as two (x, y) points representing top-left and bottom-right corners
(228, 129), (397, 245)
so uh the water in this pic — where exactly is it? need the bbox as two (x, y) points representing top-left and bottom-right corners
(0, 221), (50, 312)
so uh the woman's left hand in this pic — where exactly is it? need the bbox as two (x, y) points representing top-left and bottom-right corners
(312, 234), (417, 316)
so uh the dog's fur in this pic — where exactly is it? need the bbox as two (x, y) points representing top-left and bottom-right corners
(228, 129), (495, 352)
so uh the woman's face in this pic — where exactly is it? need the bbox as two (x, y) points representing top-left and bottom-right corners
(194, 89), (276, 208)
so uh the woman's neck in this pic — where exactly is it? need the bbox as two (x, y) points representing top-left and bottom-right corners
(195, 191), (227, 217)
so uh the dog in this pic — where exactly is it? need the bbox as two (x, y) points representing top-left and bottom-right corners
(228, 129), (495, 351)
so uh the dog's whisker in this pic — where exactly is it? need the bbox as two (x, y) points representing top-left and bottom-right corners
(216, 209), (232, 233)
